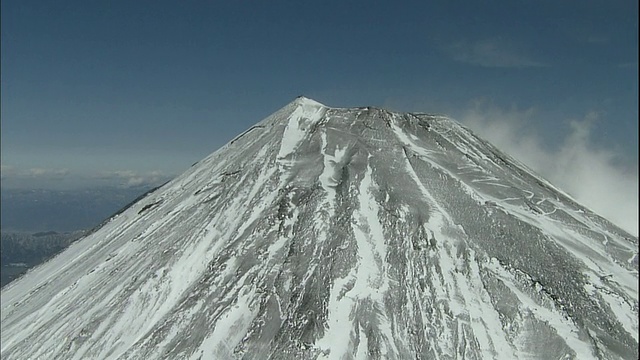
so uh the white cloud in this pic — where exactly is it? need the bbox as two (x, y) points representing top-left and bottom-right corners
(457, 103), (638, 236)
(1, 164), (173, 189)
(1, 165), (16, 179)
(617, 61), (638, 69)
(1, 165), (72, 188)
(125, 177), (146, 187)
(447, 38), (546, 68)
(96, 170), (170, 188)
(587, 35), (609, 44)
(26, 167), (70, 178)
(0, 165), (70, 179)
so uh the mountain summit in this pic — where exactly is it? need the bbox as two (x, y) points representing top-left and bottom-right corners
(1, 97), (638, 359)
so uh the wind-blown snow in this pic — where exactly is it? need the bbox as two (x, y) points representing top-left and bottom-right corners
(277, 97), (326, 161)
(1, 98), (637, 360)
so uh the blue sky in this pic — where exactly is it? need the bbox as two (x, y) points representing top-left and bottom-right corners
(1, 1), (638, 231)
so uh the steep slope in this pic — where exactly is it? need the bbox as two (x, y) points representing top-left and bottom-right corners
(1, 97), (638, 359)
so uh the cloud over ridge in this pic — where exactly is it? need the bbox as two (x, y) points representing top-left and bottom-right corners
(458, 103), (638, 236)
(447, 38), (546, 68)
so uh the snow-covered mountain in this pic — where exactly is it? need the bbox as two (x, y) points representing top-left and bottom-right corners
(1, 97), (637, 359)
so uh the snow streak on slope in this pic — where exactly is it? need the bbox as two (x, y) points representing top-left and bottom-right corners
(278, 98), (326, 162)
(1, 97), (638, 360)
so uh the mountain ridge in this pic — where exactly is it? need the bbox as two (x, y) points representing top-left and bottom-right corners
(295, 96), (582, 207)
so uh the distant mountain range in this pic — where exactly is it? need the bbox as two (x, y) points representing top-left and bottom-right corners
(1, 185), (158, 287)
(0, 231), (85, 287)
